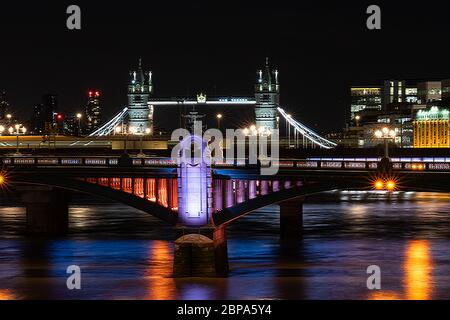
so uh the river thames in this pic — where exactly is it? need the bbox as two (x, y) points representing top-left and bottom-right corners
(1, 191), (450, 300)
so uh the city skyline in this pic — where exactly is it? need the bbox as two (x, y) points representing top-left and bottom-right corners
(3, 1), (450, 132)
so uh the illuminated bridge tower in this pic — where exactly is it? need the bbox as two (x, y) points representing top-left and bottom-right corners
(127, 59), (153, 134)
(254, 58), (280, 130)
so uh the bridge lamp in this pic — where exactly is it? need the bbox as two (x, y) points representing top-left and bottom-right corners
(6, 114), (12, 120)
(382, 127), (389, 135)
(386, 180), (396, 191)
(250, 124), (256, 131)
(115, 126), (122, 134)
(355, 115), (361, 126)
(21, 127), (27, 134)
(374, 179), (384, 190)
(389, 130), (397, 138)
(129, 126), (137, 134)
(8, 127), (13, 134)
(374, 130), (383, 138)
(0, 125), (4, 134)
(145, 128), (151, 135)
(14, 124), (20, 132)
(216, 113), (222, 130)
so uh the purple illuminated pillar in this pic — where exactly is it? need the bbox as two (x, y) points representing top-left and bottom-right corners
(213, 179), (224, 212)
(260, 180), (270, 196)
(272, 180), (280, 192)
(177, 135), (212, 227)
(236, 180), (246, 204)
(249, 180), (257, 199)
(225, 180), (234, 208)
(284, 181), (292, 189)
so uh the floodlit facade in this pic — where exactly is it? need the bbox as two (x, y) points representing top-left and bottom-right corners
(413, 106), (450, 148)
(255, 58), (279, 130)
(350, 87), (382, 120)
(127, 59), (153, 134)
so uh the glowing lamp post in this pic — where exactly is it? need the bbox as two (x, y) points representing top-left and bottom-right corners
(10, 124), (27, 155)
(375, 127), (396, 159)
(76, 113), (83, 136)
(216, 113), (222, 131)
(137, 128), (151, 157)
(355, 115), (361, 127)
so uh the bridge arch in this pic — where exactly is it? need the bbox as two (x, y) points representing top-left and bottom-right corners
(213, 180), (369, 226)
(12, 175), (177, 225)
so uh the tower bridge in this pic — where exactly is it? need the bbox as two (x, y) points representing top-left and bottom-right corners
(89, 59), (337, 149)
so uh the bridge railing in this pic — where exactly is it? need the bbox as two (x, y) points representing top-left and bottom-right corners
(2, 156), (450, 172)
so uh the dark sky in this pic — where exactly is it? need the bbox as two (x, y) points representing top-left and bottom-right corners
(2, 0), (450, 132)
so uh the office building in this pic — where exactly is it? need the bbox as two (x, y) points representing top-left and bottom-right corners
(85, 90), (102, 133)
(413, 106), (450, 148)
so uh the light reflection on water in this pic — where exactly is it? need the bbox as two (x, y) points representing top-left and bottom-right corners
(1, 191), (450, 299)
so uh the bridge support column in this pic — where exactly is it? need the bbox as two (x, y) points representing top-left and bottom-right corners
(279, 197), (304, 242)
(20, 186), (70, 235)
(225, 180), (234, 208)
(213, 180), (223, 211)
(173, 226), (228, 277)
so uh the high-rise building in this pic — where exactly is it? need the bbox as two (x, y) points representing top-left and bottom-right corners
(128, 59), (153, 134)
(63, 115), (77, 136)
(417, 81), (442, 103)
(32, 94), (58, 134)
(42, 94), (58, 126)
(413, 106), (450, 148)
(0, 91), (10, 120)
(350, 86), (382, 121)
(254, 58), (279, 130)
(85, 90), (102, 133)
(382, 80), (408, 108)
(441, 79), (450, 103)
(32, 103), (45, 134)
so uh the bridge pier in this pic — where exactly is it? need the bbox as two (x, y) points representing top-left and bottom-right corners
(20, 186), (70, 235)
(173, 226), (229, 277)
(279, 197), (304, 242)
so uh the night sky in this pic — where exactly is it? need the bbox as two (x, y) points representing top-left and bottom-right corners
(2, 0), (450, 132)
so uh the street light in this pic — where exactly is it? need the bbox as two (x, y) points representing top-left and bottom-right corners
(76, 113), (83, 136)
(137, 128), (152, 157)
(10, 124), (26, 155)
(355, 115), (361, 126)
(374, 127), (396, 158)
(0, 126), (4, 134)
(216, 113), (222, 131)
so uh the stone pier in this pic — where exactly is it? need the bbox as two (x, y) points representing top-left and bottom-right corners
(279, 197), (304, 242)
(19, 186), (70, 235)
(173, 225), (229, 277)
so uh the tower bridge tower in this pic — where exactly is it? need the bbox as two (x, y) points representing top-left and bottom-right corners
(254, 58), (279, 130)
(127, 59), (153, 134)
